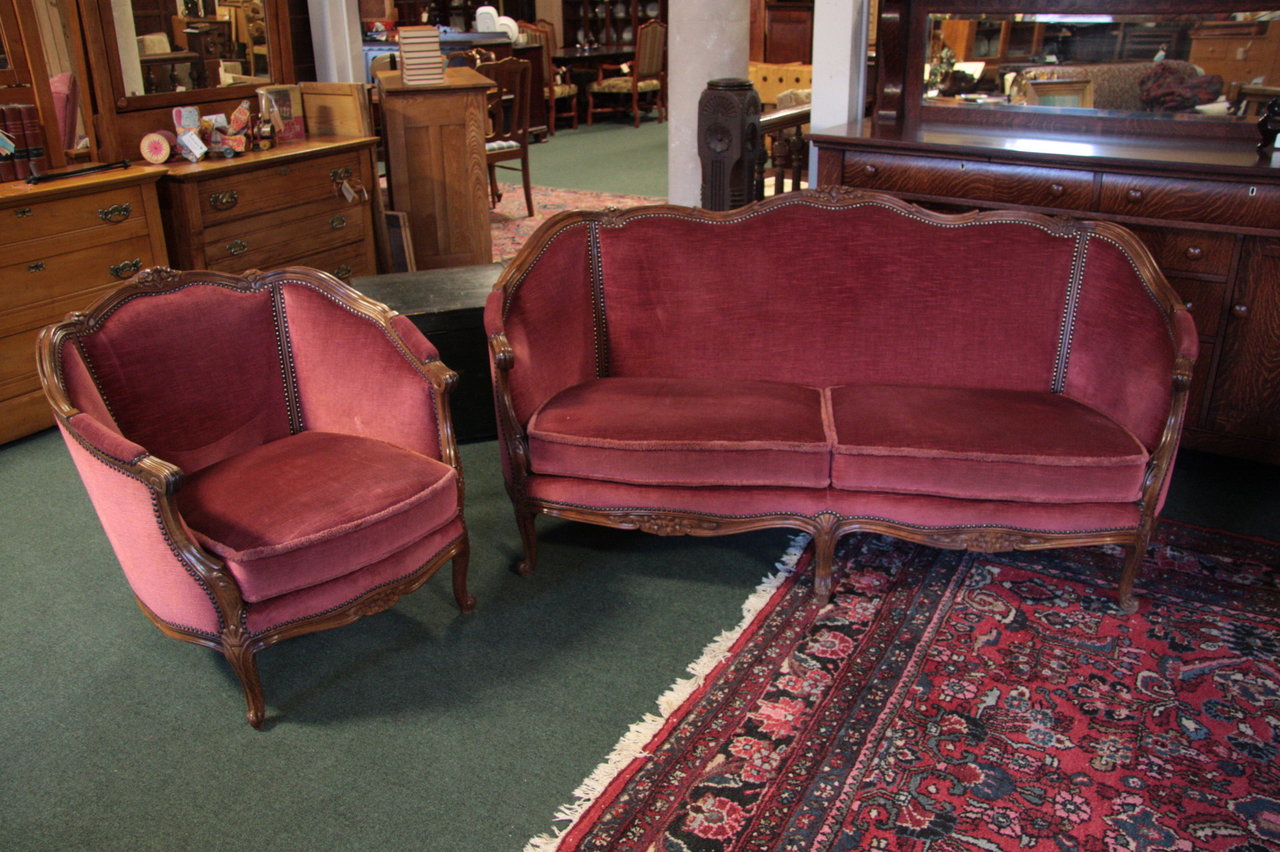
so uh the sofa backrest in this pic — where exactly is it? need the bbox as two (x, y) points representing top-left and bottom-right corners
(491, 191), (1186, 449)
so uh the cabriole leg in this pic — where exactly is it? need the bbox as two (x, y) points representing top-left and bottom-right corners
(452, 540), (476, 613)
(514, 505), (538, 577)
(222, 638), (265, 729)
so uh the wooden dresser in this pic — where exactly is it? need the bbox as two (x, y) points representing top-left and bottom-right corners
(158, 137), (382, 282)
(1, 167), (169, 444)
(811, 124), (1280, 464)
(377, 68), (493, 269)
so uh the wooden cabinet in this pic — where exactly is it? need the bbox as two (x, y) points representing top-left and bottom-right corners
(0, 167), (168, 443)
(376, 67), (492, 269)
(1190, 21), (1280, 87)
(939, 19), (1044, 64)
(812, 126), (1280, 463)
(158, 137), (381, 282)
(561, 1), (666, 47)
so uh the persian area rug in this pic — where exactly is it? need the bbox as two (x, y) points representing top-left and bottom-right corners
(527, 524), (1280, 851)
(490, 184), (665, 261)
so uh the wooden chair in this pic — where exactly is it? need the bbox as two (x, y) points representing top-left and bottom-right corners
(477, 57), (533, 217)
(587, 19), (667, 127)
(518, 21), (577, 134)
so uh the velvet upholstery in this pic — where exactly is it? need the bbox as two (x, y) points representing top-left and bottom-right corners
(527, 377), (831, 488)
(38, 267), (473, 727)
(487, 190), (1197, 610)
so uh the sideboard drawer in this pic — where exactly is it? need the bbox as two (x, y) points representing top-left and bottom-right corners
(1129, 227), (1236, 277)
(0, 235), (155, 335)
(203, 202), (369, 270)
(196, 150), (366, 225)
(1100, 175), (1280, 229)
(840, 152), (1093, 209)
(1167, 276), (1225, 337)
(1, 185), (148, 244)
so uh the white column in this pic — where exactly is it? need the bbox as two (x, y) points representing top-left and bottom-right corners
(667, 1), (750, 206)
(809, 0), (869, 179)
(308, 0), (364, 83)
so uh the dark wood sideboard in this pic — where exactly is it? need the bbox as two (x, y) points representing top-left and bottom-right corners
(811, 123), (1280, 464)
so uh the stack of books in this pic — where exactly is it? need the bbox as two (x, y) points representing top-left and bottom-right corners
(0, 103), (50, 182)
(398, 26), (446, 85)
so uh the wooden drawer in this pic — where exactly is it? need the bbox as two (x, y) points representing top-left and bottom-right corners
(0, 390), (53, 445)
(202, 200), (370, 269)
(1, 185), (148, 245)
(0, 325), (44, 400)
(0, 236), (155, 335)
(288, 241), (378, 283)
(1167, 276), (1226, 338)
(193, 150), (367, 226)
(1099, 174), (1280, 229)
(1129, 226), (1236, 278)
(840, 152), (1093, 210)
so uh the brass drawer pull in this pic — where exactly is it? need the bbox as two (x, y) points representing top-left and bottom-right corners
(209, 190), (239, 211)
(1185, 246), (1204, 260)
(226, 239), (248, 256)
(1233, 303), (1250, 318)
(330, 214), (347, 230)
(98, 203), (133, 224)
(332, 264), (352, 279)
(14, 207), (32, 218)
(28, 261), (45, 273)
(330, 167), (353, 183)
(110, 258), (142, 279)
(1126, 188), (1145, 203)
(862, 164), (879, 177)
(1048, 183), (1065, 196)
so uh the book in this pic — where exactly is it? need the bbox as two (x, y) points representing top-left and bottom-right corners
(2, 104), (30, 180)
(0, 109), (15, 182)
(20, 104), (49, 177)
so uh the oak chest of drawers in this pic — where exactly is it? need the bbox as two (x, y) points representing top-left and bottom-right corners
(158, 137), (382, 282)
(0, 167), (168, 444)
(812, 124), (1280, 464)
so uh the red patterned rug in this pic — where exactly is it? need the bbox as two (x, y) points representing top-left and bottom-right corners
(527, 524), (1280, 851)
(490, 184), (665, 262)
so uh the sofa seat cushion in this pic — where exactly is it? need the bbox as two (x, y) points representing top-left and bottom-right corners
(829, 385), (1148, 503)
(527, 377), (831, 488)
(177, 431), (459, 603)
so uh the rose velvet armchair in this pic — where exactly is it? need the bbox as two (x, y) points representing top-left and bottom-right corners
(37, 266), (473, 728)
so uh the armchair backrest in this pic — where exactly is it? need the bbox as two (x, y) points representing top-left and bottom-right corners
(50, 270), (295, 474)
(635, 20), (666, 78)
(518, 21), (554, 83)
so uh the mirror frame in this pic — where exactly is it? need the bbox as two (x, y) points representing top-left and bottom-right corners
(0, 0), (28, 86)
(77, 0), (296, 161)
(85, 0), (291, 112)
(875, 0), (1264, 140)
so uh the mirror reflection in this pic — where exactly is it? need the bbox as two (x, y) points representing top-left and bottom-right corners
(111, 0), (271, 96)
(925, 10), (1280, 119)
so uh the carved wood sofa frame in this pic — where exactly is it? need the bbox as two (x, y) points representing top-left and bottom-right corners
(485, 189), (1197, 612)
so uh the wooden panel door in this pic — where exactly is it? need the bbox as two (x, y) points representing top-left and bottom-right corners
(1206, 237), (1280, 456)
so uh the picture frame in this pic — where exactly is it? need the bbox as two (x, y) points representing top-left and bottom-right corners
(1023, 78), (1094, 109)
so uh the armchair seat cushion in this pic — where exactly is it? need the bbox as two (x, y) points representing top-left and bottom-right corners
(829, 385), (1148, 503)
(527, 377), (831, 488)
(589, 76), (661, 94)
(177, 431), (459, 602)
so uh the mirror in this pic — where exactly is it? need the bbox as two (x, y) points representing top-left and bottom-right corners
(108, 0), (272, 98)
(923, 10), (1280, 121)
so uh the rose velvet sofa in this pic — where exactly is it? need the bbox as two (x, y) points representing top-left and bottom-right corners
(483, 189), (1198, 612)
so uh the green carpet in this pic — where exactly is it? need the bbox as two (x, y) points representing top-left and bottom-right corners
(0, 427), (791, 851)
(528, 121), (668, 198)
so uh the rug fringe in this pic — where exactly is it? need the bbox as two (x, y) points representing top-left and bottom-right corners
(523, 534), (813, 851)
